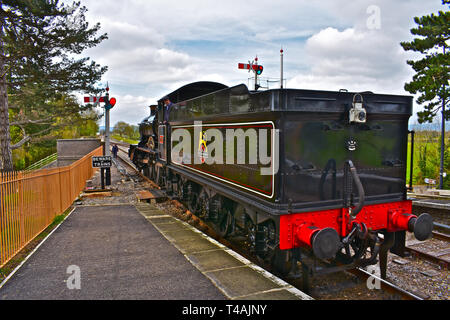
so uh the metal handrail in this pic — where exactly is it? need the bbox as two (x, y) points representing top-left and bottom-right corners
(24, 153), (58, 171)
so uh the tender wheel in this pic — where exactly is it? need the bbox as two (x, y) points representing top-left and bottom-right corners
(216, 207), (232, 237)
(272, 248), (291, 276)
(188, 185), (200, 214)
(197, 191), (210, 219)
(156, 166), (166, 187)
(176, 178), (186, 201)
(143, 166), (150, 178)
(148, 162), (156, 181)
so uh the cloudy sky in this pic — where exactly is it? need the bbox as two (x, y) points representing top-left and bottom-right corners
(78, 0), (447, 127)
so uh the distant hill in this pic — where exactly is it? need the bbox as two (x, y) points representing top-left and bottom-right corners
(409, 121), (450, 132)
(98, 126), (118, 132)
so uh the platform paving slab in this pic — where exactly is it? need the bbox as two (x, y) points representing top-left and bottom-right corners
(187, 250), (246, 272)
(0, 205), (226, 300)
(238, 288), (306, 300)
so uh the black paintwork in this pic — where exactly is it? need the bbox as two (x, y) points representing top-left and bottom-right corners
(136, 82), (413, 216)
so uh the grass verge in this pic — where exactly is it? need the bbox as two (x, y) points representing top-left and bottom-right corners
(111, 135), (139, 145)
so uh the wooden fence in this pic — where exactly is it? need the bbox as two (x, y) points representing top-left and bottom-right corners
(0, 146), (103, 267)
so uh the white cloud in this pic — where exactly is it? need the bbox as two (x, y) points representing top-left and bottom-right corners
(103, 94), (155, 127)
(287, 26), (412, 94)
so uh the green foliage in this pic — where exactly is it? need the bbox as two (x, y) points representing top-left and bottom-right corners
(400, 3), (449, 123)
(11, 94), (101, 170)
(111, 135), (139, 145)
(0, 0), (107, 170)
(4, 0), (108, 97)
(408, 131), (450, 189)
(113, 121), (140, 141)
(113, 121), (129, 138)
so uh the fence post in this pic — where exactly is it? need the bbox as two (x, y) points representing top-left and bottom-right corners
(0, 171), (4, 265)
(58, 167), (63, 213)
(18, 171), (25, 248)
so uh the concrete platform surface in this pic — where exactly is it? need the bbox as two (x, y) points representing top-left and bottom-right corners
(0, 204), (312, 300)
(412, 199), (450, 210)
(0, 205), (226, 300)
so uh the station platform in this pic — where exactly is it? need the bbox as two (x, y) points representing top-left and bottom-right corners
(412, 199), (450, 211)
(0, 203), (311, 300)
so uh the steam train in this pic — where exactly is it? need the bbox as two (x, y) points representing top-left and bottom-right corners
(129, 81), (433, 288)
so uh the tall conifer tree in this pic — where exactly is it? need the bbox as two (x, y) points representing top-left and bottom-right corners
(0, 0), (107, 171)
(401, 0), (449, 188)
(401, 1), (449, 123)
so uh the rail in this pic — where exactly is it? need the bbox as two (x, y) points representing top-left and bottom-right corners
(404, 231), (450, 269)
(0, 146), (103, 267)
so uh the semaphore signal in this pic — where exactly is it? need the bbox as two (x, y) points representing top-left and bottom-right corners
(238, 56), (263, 91)
(83, 83), (117, 187)
(83, 96), (104, 104)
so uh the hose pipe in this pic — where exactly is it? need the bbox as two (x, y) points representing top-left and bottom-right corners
(344, 160), (366, 217)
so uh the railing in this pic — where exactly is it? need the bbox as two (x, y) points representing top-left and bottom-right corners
(0, 146), (102, 267)
(24, 153), (58, 172)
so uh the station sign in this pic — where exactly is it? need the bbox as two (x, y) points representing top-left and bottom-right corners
(92, 156), (112, 168)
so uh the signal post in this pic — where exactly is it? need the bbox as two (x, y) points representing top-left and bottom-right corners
(238, 56), (263, 91)
(84, 84), (117, 187)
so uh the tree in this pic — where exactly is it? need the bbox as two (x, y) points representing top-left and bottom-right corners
(113, 121), (130, 138)
(11, 101), (100, 170)
(400, 3), (449, 124)
(401, 0), (449, 189)
(0, 0), (107, 171)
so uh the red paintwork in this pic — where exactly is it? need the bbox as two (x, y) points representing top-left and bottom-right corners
(295, 224), (321, 247)
(388, 211), (415, 231)
(279, 200), (413, 250)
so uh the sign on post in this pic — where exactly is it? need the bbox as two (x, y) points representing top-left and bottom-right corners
(92, 156), (112, 168)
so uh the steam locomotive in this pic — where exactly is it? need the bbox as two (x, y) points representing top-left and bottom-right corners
(129, 81), (433, 289)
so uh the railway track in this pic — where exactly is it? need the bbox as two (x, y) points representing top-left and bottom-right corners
(405, 231), (450, 270)
(349, 268), (425, 300)
(112, 143), (442, 300)
(115, 144), (159, 188)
